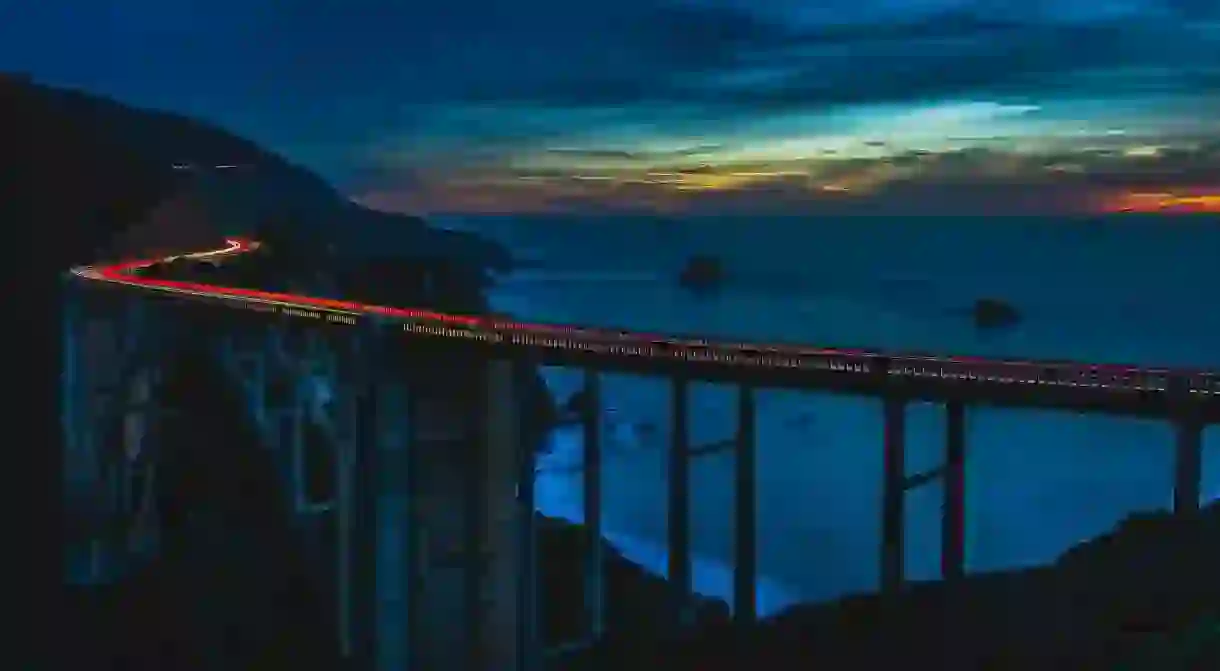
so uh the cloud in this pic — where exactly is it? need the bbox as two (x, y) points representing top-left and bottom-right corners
(674, 165), (720, 174)
(545, 145), (725, 161)
(15, 0), (1220, 120)
(659, 19), (1209, 115)
(357, 134), (1220, 215)
(12, 0), (1220, 215)
(13, 0), (1220, 113)
(293, 0), (1220, 156)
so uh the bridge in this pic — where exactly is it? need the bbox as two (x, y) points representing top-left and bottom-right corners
(63, 237), (1220, 670)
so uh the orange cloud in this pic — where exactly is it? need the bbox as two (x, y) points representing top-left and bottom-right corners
(1104, 190), (1220, 213)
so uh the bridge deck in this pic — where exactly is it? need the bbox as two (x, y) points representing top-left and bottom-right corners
(70, 237), (1220, 422)
(63, 237), (1217, 671)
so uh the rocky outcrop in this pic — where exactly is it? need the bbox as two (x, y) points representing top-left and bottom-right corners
(678, 255), (726, 294)
(562, 503), (1220, 670)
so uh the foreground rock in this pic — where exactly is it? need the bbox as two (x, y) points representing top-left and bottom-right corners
(563, 503), (1220, 670)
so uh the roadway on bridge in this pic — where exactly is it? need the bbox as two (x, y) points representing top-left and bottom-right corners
(69, 238), (1220, 403)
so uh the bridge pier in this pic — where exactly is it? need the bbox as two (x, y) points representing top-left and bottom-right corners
(331, 346), (540, 671)
(63, 288), (164, 584)
(879, 396), (970, 595)
(62, 281), (94, 583)
(1172, 418), (1202, 515)
(581, 369), (606, 642)
(62, 283), (110, 584)
(1170, 379), (1203, 516)
(479, 358), (538, 671)
(117, 364), (162, 562)
(880, 396), (907, 595)
(220, 321), (420, 670)
(345, 325), (385, 670)
(942, 401), (967, 582)
(668, 376), (693, 628)
(734, 384), (757, 624)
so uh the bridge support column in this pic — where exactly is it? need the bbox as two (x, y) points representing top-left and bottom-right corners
(1172, 418), (1202, 515)
(880, 396), (907, 595)
(402, 353), (537, 671)
(342, 324), (417, 671)
(668, 376), (693, 628)
(348, 374), (419, 671)
(468, 357), (537, 671)
(942, 402), (966, 582)
(118, 365), (161, 562)
(879, 399), (969, 594)
(1170, 380), (1203, 516)
(580, 369), (605, 640)
(218, 332), (270, 432)
(514, 364), (540, 671)
(940, 401), (968, 667)
(289, 376), (329, 515)
(64, 288), (163, 584)
(341, 331), (372, 668)
(93, 305), (137, 583)
(116, 292), (169, 569)
(734, 384), (758, 624)
(62, 280), (102, 584)
(61, 280), (82, 484)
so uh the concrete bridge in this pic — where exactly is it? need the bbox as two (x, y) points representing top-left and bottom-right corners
(61, 238), (1220, 670)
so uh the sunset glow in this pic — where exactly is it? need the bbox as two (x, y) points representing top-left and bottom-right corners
(1106, 192), (1220, 214)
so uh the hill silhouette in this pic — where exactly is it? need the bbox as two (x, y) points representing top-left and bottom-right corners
(560, 504), (1220, 670)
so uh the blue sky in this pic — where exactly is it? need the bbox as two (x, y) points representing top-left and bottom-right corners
(5, 0), (1220, 214)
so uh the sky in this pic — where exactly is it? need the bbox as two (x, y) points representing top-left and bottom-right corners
(5, 0), (1220, 215)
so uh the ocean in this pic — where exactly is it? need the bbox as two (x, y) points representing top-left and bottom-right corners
(435, 213), (1220, 616)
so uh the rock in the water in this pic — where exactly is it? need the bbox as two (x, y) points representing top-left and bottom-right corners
(971, 297), (1021, 330)
(678, 255), (725, 294)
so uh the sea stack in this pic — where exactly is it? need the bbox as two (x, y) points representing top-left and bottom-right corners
(971, 297), (1021, 330)
(678, 254), (725, 294)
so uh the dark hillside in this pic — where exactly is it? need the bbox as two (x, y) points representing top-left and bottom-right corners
(562, 504), (1220, 670)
